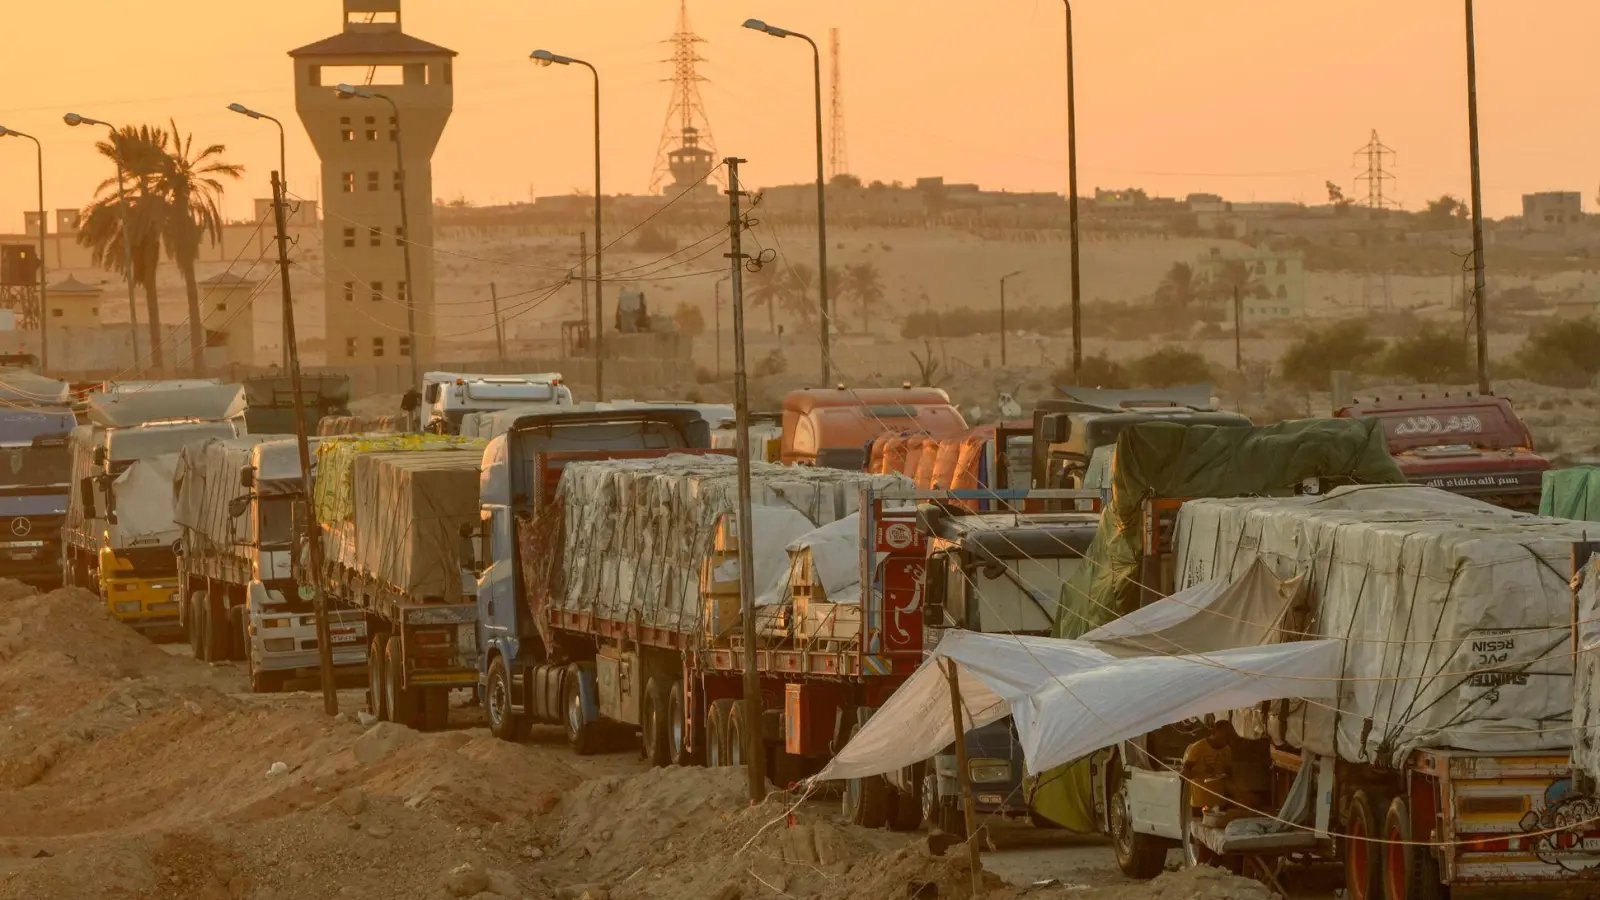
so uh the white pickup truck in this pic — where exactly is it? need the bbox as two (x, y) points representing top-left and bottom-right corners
(422, 372), (573, 435)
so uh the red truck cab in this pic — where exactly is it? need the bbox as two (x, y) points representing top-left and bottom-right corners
(781, 386), (968, 469)
(1336, 395), (1548, 511)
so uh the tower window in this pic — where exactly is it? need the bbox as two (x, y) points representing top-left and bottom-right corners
(365, 129), (378, 142)
(340, 172), (355, 193)
(340, 128), (355, 142)
(342, 227), (356, 247)
(215, 302), (227, 312)
(398, 336), (412, 357)
(370, 281), (383, 302)
(394, 226), (406, 246)
(369, 226), (382, 247)
(372, 337), (386, 358)
(343, 281), (355, 303)
(389, 129), (398, 142)
(51, 308), (62, 318)
(366, 171), (380, 192)
(345, 337), (357, 358)
(397, 281), (408, 304)
(365, 116), (375, 125)
(393, 171), (403, 192)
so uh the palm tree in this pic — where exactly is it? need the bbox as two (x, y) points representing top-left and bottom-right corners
(781, 263), (817, 328)
(840, 262), (885, 334)
(79, 124), (170, 370)
(745, 265), (783, 335)
(1154, 261), (1197, 309)
(153, 120), (243, 376)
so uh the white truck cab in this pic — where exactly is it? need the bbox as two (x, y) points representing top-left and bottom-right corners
(422, 372), (574, 435)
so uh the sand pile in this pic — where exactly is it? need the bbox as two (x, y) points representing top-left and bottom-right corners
(1041, 866), (1277, 900)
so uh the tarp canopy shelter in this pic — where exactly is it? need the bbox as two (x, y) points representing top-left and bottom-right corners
(817, 563), (1340, 784)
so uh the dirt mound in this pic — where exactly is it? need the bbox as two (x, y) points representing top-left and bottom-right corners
(1045, 866), (1276, 900)
(0, 584), (187, 682)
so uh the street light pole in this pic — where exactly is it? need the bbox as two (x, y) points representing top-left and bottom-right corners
(227, 103), (290, 369)
(64, 114), (143, 371)
(0, 128), (48, 374)
(334, 85), (419, 391)
(743, 19), (831, 386)
(999, 270), (1023, 367)
(1063, 1), (1083, 383)
(1463, 0), (1490, 394)
(533, 51), (604, 401)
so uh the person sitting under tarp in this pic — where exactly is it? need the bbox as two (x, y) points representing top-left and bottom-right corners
(1183, 719), (1236, 815)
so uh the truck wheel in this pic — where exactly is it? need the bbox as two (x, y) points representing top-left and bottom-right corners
(250, 667), (281, 694)
(1344, 789), (1385, 900)
(384, 635), (415, 728)
(640, 677), (671, 767)
(726, 700), (748, 768)
(707, 699), (735, 767)
(667, 679), (701, 766)
(888, 763), (925, 832)
(1111, 776), (1167, 879)
(840, 726), (890, 828)
(201, 590), (228, 662)
(227, 605), (246, 662)
(367, 632), (390, 721)
(486, 656), (528, 742)
(563, 663), (599, 756)
(419, 688), (450, 732)
(187, 591), (207, 660)
(1383, 795), (1444, 900)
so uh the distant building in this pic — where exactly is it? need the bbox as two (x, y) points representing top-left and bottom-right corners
(1522, 192), (1582, 231)
(1197, 246), (1306, 321)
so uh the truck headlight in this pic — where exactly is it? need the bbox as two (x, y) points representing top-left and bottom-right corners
(114, 601), (141, 614)
(263, 617), (291, 629)
(263, 638), (295, 652)
(968, 759), (1011, 784)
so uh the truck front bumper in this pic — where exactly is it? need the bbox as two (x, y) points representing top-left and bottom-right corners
(253, 610), (369, 673)
(104, 578), (182, 628)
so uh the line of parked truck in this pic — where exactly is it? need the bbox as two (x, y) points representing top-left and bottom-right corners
(3, 355), (1592, 895)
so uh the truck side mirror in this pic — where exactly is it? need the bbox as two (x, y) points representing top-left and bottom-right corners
(239, 465), (256, 489)
(79, 477), (98, 518)
(1042, 413), (1071, 443)
(92, 446), (108, 468)
(424, 383), (441, 404)
(458, 521), (477, 573)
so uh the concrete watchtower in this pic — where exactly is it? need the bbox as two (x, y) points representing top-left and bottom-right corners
(290, 0), (454, 370)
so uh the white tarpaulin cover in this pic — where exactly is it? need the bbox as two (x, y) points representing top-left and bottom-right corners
(1174, 483), (1588, 765)
(111, 453), (182, 549)
(86, 383), (246, 428)
(817, 628), (1341, 782)
(1081, 558), (1302, 657)
(1567, 558), (1600, 778)
(753, 513), (892, 608)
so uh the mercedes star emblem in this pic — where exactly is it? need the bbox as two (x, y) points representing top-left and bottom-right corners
(10, 517), (31, 537)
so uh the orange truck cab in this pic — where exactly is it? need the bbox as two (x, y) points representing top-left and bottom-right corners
(1335, 394), (1549, 511)
(781, 386), (968, 469)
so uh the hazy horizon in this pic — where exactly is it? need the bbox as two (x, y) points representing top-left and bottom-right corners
(1, 0), (1595, 228)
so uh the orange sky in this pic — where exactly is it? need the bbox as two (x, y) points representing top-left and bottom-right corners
(0, 0), (1594, 228)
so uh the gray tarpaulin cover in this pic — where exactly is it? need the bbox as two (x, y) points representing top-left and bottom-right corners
(174, 437), (272, 550)
(1174, 483), (1587, 765)
(1080, 558), (1303, 658)
(337, 451), (483, 601)
(816, 626), (1340, 782)
(86, 383), (247, 428)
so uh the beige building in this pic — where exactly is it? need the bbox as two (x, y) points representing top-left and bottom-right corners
(44, 275), (103, 355)
(291, 0), (453, 367)
(1522, 192), (1582, 232)
(1198, 246), (1306, 320)
(199, 271), (261, 367)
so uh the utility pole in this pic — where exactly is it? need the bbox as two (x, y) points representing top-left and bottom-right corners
(725, 155), (764, 801)
(944, 659), (984, 894)
(1464, 0), (1490, 394)
(489, 282), (506, 361)
(999, 270), (1022, 368)
(1063, 0), (1083, 383)
(272, 171), (338, 717)
(1234, 286), (1243, 372)
(714, 275), (729, 379)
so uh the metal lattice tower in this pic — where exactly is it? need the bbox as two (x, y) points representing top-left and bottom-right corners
(649, 0), (718, 194)
(1353, 129), (1397, 210)
(828, 28), (849, 180)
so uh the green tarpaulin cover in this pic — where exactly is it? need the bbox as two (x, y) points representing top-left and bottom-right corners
(1540, 467), (1600, 521)
(1054, 417), (1404, 639)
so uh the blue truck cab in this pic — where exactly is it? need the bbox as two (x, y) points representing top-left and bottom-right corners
(470, 408), (712, 730)
(0, 405), (77, 587)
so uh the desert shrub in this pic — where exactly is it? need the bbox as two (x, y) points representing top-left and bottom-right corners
(753, 349), (788, 378)
(1052, 352), (1128, 389)
(1379, 324), (1471, 383)
(1514, 317), (1600, 388)
(1280, 321), (1385, 391)
(632, 225), (678, 254)
(1129, 345), (1213, 388)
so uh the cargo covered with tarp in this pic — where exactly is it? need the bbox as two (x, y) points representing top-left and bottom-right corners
(85, 383), (247, 428)
(242, 374), (351, 435)
(1053, 418), (1405, 639)
(529, 455), (907, 643)
(314, 433), (484, 525)
(174, 437), (272, 553)
(329, 451), (483, 602)
(1540, 466), (1600, 521)
(67, 420), (242, 538)
(1176, 484), (1586, 765)
(316, 414), (408, 436)
(1568, 557), (1600, 779)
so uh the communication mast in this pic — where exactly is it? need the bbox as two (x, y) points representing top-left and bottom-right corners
(828, 28), (849, 180)
(1353, 129), (1397, 212)
(650, 0), (718, 194)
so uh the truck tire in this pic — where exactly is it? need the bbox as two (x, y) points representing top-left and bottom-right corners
(563, 663), (599, 756)
(888, 763), (924, 832)
(1111, 776), (1167, 879)
(250, 667), (281, 694)
(187, 591), (207, 660)
(227, 605), (246, 662)
(1344, 789), (1385, 900)
(641, 677), (671, 767)
(1383, 795), (1444, 900)
(840, 725), (890, 828)
(419, 687), (450, 732)
(201, 590), (228, 662)
(707, 699), (735, 767)
(486, 656), (528, 742)
(668, 679), (701, 766)
(384, 635), (415, 728)
(367, 632), (390, 721)
(726, 700), (748, 768)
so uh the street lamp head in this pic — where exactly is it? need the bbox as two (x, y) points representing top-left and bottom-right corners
(63, 112), (94, 127)
(530, 49), (573, 66)
(226, 102), (263, 119)
(0, 127), (13, 138)
(1003, 270), (1024, 280)
(743, 18), (791, 38)
(333, 83), (375, 100)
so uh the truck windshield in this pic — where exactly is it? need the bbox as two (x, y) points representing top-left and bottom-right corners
(0, 446), (71, 489)
(1371, 406), (1520, 450)
(259, 497), (294, 545)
